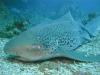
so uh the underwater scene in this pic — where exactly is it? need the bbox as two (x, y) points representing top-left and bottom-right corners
(0, 0), (100, 75)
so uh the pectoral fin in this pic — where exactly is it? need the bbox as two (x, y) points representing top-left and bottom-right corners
(62, 50), (100, 62)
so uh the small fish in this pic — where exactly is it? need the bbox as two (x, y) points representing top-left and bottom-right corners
(4, 12), (100, 62)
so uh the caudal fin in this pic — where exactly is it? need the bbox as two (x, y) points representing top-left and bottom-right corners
(85, 16), (100, 37)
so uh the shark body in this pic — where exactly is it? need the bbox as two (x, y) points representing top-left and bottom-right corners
(4, 12), (100, 62)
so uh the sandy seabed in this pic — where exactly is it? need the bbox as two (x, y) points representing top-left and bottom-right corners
(0, 37), (100, 75)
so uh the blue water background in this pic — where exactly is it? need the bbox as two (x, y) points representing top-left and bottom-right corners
(1, 0), (100, 26)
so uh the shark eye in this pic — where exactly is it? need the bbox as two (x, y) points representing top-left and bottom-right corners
(32, 45), (41, 49)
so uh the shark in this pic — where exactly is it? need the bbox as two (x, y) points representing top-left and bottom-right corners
(4, 12), (100, 62)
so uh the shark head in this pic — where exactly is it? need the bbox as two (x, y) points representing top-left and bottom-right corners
(4, 30), (56, 61)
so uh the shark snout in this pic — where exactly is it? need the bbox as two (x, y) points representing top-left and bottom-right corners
(4, 38), (47, 61)
(4, 41), (19, 59)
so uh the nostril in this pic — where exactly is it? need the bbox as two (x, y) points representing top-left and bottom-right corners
(32, 45), (41, 49)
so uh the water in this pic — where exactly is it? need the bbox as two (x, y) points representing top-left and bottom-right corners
(0, 0), (100, 28)
(3, 0), (100, 16)
(0, 0), (100, 75)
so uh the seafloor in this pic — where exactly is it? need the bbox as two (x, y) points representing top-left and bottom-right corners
(0, 33), (100, 75)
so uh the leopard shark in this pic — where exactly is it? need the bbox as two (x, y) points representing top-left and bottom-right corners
(4, 12), (100, 62)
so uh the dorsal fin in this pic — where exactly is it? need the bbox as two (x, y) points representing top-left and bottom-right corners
(39, 12), (74, 25)
(85, 16), (100, 37)
(57, 11), (75, 22)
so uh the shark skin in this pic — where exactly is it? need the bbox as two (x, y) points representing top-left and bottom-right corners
(4, 12), (100, 62)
